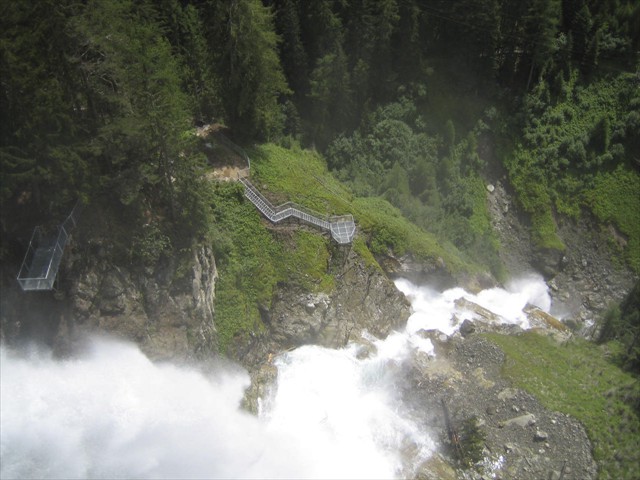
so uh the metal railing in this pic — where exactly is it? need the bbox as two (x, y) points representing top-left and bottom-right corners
(239, 177), (355, 244)
(212, 132), (356, 244)
(17, 202), (83, 291)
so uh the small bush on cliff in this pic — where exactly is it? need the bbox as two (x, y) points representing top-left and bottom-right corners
(459, 416), (486, 467)
(131, 222), (172, 266)
(598, 281), (640, 376)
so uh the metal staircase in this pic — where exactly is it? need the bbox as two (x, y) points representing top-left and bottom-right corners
(239, 177), (355, 244)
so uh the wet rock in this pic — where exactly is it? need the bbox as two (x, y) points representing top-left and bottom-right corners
(534, 430), (549, 442)
(455, 297), (500, 322)
(500, 413), (536, 428)
(533, 247), (565, 279)
(243, 363), (278, 414)
(414, 453), (458, 480)
(460, 319), (476, 337)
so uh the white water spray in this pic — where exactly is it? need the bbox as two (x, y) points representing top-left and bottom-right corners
(1, 274), (552, 479)
(395, 273), (551, 336)
(0, 337), (431, 479)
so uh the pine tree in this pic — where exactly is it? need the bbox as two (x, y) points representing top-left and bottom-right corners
(523, 0), (561, 90)
(271, 0), (308, 103)
(154, 0), (222, 122)
(0, 0), (90, 211)
(203, 0), (290, 140)
(73, 0), (199, 219)
(308, 46), (352, 148)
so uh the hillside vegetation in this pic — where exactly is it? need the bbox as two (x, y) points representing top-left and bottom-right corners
(505, 73), (640, 264)
(2, 0), (638, 278)
(208, 143), (474, 351)
(1, 3), (639, 476)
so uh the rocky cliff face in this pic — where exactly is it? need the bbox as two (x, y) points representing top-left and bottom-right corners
(233, 245), (412, 412)
(0, 240), (219, 362)
(266, 248), (410, 351)
(1, 229), (409, 383)
(57, 243), (219, 361)
(252, 251), (409, 355)
(486, 178), (637, 334)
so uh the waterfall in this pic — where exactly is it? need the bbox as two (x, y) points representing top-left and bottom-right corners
(0, 274), (552, 479)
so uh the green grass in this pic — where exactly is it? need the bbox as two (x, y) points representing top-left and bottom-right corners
(249, 143), (476, 274)
(207, 181), (283, 351)
(285, 230), (335, 292)
(208, 181), (343, 352)
(466, 175), (507, 281)
(485, 332), (640, 479)
(351, 195), (471, 274)
(249, 143), (355, 216)
(505, 148), (566, 252)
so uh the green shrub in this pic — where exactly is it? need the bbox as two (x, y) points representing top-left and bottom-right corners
(131, 222), (172, 265)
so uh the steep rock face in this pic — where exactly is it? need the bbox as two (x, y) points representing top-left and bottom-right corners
(378, 253), (457, 291)
(236, 245), (411, 404)
(486, 178), (637, 333)
(379, 252), (497, 294)
(549, 216), (637, 334)
(55, 243), (219, 361)
(264, 250), (410, 351)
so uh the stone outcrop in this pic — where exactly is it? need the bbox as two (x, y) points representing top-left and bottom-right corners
(404, 334), (597, 480)
(268, 250), (409, 349)
(235, 246), (411, 371)
(55, 243), (219, 361)
(235, 245), (412, 409)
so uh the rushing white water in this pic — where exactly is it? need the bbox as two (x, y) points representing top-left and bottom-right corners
(395, 273), (551, 336)
(1, 274), (551, 479)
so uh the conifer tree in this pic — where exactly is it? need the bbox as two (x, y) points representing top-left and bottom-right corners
(0, 0), (89, 210)
(202, 0), (290, 140)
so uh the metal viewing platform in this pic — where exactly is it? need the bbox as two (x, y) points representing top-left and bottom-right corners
(17, 202), (82, 291)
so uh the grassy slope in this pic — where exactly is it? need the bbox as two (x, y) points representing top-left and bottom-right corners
(211, 143), (475, 352)
(586, 166), (640, 272)
(485, 332), (640, 479)
(250, 143), (473, 273)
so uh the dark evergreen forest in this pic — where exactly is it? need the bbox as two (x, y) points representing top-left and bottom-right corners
(1, 0), (639, 274)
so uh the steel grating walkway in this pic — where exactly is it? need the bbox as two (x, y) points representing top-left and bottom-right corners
(239, 177), (355, 244)
(16, 202), (83, 291)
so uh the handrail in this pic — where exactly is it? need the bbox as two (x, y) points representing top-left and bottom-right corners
(212, 132), (355, 244)
(239, 177), (355, 244)
(16, 201), (83, 291)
